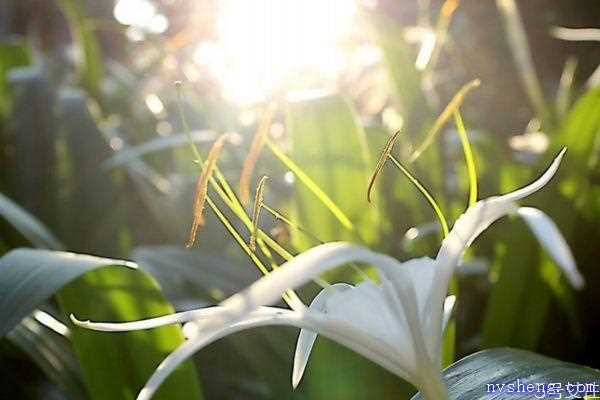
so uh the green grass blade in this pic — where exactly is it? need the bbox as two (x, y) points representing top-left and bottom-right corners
(410, 79), (480, 162)
(389, 155), (449, 236)
(266, 138), (354, 231)
(496, 0), (552, 127)
(453, 111), (478, 207)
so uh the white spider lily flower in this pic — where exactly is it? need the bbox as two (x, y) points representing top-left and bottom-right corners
(72, 148), (582, 400)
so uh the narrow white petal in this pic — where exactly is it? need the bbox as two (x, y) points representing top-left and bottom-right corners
(497, 148), (566, 203)
(292, 283), (352, 389)
(217, 242), (401, 325)
(69, 308), (221, 332)
(442, 295), (456, 331)
(136, 308), (303, 400)
(517, 207), (584, 288)
(438, 148), (566, 265)
(375, 257), (439, 363)
(136, 308), (414, 400)
(70, 306), (293, 332)
(379, 272), (435, 379)
(428, 149), (567, 358)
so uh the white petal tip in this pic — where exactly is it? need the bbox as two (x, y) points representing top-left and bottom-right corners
(569, 271), (585, 290)
(291, 348), (309, 390)
(444, 295), (457, 312)
(70, 314), (90, 328)
(291, 375), (301, 390)
(136, 388), (152, 400)
(517, 207), (583, 290)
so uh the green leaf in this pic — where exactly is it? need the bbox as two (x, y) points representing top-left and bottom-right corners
(3, 67), (59, 229)
(554, 87), (600, 185)
(0, 248), (202, 400)
(131, 245), (259, 304)
(0, 192), (63, 250)
(56, 90), (123, 255)
(285, 94), (380, 249)
(412, 348), (600, 399)
(57, 0), (104, 95)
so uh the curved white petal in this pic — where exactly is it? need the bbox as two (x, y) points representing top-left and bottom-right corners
(438, 148), (566, 266)
(70, 308), (221, 332)
(442, 295), (456, 331)
(376, 257), (440, 362)
(497, 148), (566, 203)
(136, 308), (302, 400)
(378, 269), (436, 379)
(137, 307), (414, 400)
(427, 149), (566, 360)
(70, 306), (291, 332)
(293, 283), (352, 388)
(216, 242), (401, 326)
(517, 207), (584, 288)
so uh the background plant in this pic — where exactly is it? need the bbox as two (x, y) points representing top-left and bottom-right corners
(0, 0), (599, 399)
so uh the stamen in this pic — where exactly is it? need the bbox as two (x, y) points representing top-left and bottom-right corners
(410, 79), (480, 162)
(250, 176), (269, 251)
(367, 130), (402, 202)
(240, 103), (276, 205)
(186, 134), (230, 248)
(388, 155), (450, 237)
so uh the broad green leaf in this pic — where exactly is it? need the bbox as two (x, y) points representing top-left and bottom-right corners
(555, 87), (600, 169)
(412, 348), (600, 399)
(0, 248), (202, 400)
(0, 248), (127, 337)
(0, 192), (63, 250)
(552, 86), (600, 209)
(286, 94), (380, 249)
(56, 90), (123, 255)
(131, 245), (259, 305)
(4, 67), (58, 228)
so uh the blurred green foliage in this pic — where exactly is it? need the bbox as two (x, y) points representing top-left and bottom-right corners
(0, 0), (599, 399)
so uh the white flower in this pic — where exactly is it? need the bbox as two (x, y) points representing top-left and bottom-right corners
(72, 149), (582, 400)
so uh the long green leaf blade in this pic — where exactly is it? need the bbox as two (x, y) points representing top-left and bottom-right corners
(412, 348), (600, 399)
(0, 248), (202, 400)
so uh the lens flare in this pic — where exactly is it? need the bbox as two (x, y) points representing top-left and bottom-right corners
(194, 0), (358, 104)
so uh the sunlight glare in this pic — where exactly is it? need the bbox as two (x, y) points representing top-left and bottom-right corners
(114, 0), (168, 34)
(194, 0), (358, 104)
